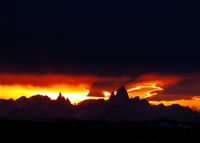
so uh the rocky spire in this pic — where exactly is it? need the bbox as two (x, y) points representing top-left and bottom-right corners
(108, 86), (129, 103)
(116, 86), (129, 101)
(109, 92), (116, 101)
(56, 92), (66, 103)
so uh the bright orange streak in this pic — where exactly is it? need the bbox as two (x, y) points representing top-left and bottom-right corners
(102, 84), (163, 99)
(127, 83), (163, 98)
(103, 91), (111, 97)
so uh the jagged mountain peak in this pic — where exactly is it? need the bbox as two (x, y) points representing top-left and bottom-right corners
(109, 86), (129, 103)
(116, 86), (129, 100)
(56, 92), (66, 102)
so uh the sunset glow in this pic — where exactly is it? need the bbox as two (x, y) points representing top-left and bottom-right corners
(0, 83), (165, 103)
(103, 91), (111, 97)
(2, 2), (200, 128)
(127, 83), (164, 98)
(29, 89), (90, 103)
(0, 84), (91, 103)
(0, 73), (200, 110)
(0, 73), (128, 103)
(149, 97), (200, 111)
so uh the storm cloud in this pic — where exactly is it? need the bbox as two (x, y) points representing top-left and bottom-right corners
(1, 1), (200, 109)
(0, 1), (199, 77)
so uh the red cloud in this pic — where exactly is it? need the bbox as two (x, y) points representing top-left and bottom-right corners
(0, 73), (129, 87)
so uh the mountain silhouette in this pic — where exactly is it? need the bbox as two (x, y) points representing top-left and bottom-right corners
(0, 86), (200, 122)
(57, 92), (66, 103)
(0, 93), (74, 120)
(56, 92), (71, 106)
(109, 86), (129, 103)
(116, 86), (129, 101)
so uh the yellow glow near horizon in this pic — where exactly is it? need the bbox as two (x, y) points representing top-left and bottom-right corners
(103, 91), (111, 97)
(1, 83), (200, 111)
(149, 97), (200, 111)
(0, 84), (91, 103)
(29, 89), (90, 104)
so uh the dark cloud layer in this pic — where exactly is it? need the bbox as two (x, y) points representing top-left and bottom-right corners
(1, 0), (200, 108)
(147, 76), (200, 101)
(0, 1), (199, 76)
(2, 1), (200, 103)
(163, 78), (200, 96)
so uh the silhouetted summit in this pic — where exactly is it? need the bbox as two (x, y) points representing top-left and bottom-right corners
(0, 86), (200, 122)
(109, 86), (129, 103)
(56, 92), (71, 105)
(16, 96), (28, 103)
(0, 94), (75, 120)
(57, 92), (66, 102)
(56, 93), (71, 107)
(116, 86), (129, 100)
(109, 92), (115, 101)
(77, 86), (200, 122)
(29, 95), (51, 104)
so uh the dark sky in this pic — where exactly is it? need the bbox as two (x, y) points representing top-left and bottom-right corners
(0, 0), (199, 76)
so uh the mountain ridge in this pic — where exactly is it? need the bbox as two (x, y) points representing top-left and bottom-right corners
(0, 86), (199, 122)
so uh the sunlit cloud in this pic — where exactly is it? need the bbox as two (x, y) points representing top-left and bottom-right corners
(1, 73), (200, 110)
(0, 73), (129, 103)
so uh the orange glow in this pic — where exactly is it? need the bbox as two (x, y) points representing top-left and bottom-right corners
(1, 73), (200, 110)
(127, 83), (164, 98)
(101, 84), (164, 99)
(0, 84), (91, 103)
(149, 96), (200, 111)
(103, 91), (111, 97)
(0, 73), (130, 87)
(135, 74), (184, 87)
(124, 74), (184, 99)
(0, 73), (129, 103)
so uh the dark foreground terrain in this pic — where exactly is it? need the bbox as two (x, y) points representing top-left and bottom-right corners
(1, 87), (200, 122)
(0, 119), (199, 143)
(0, 87), (200, 142)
